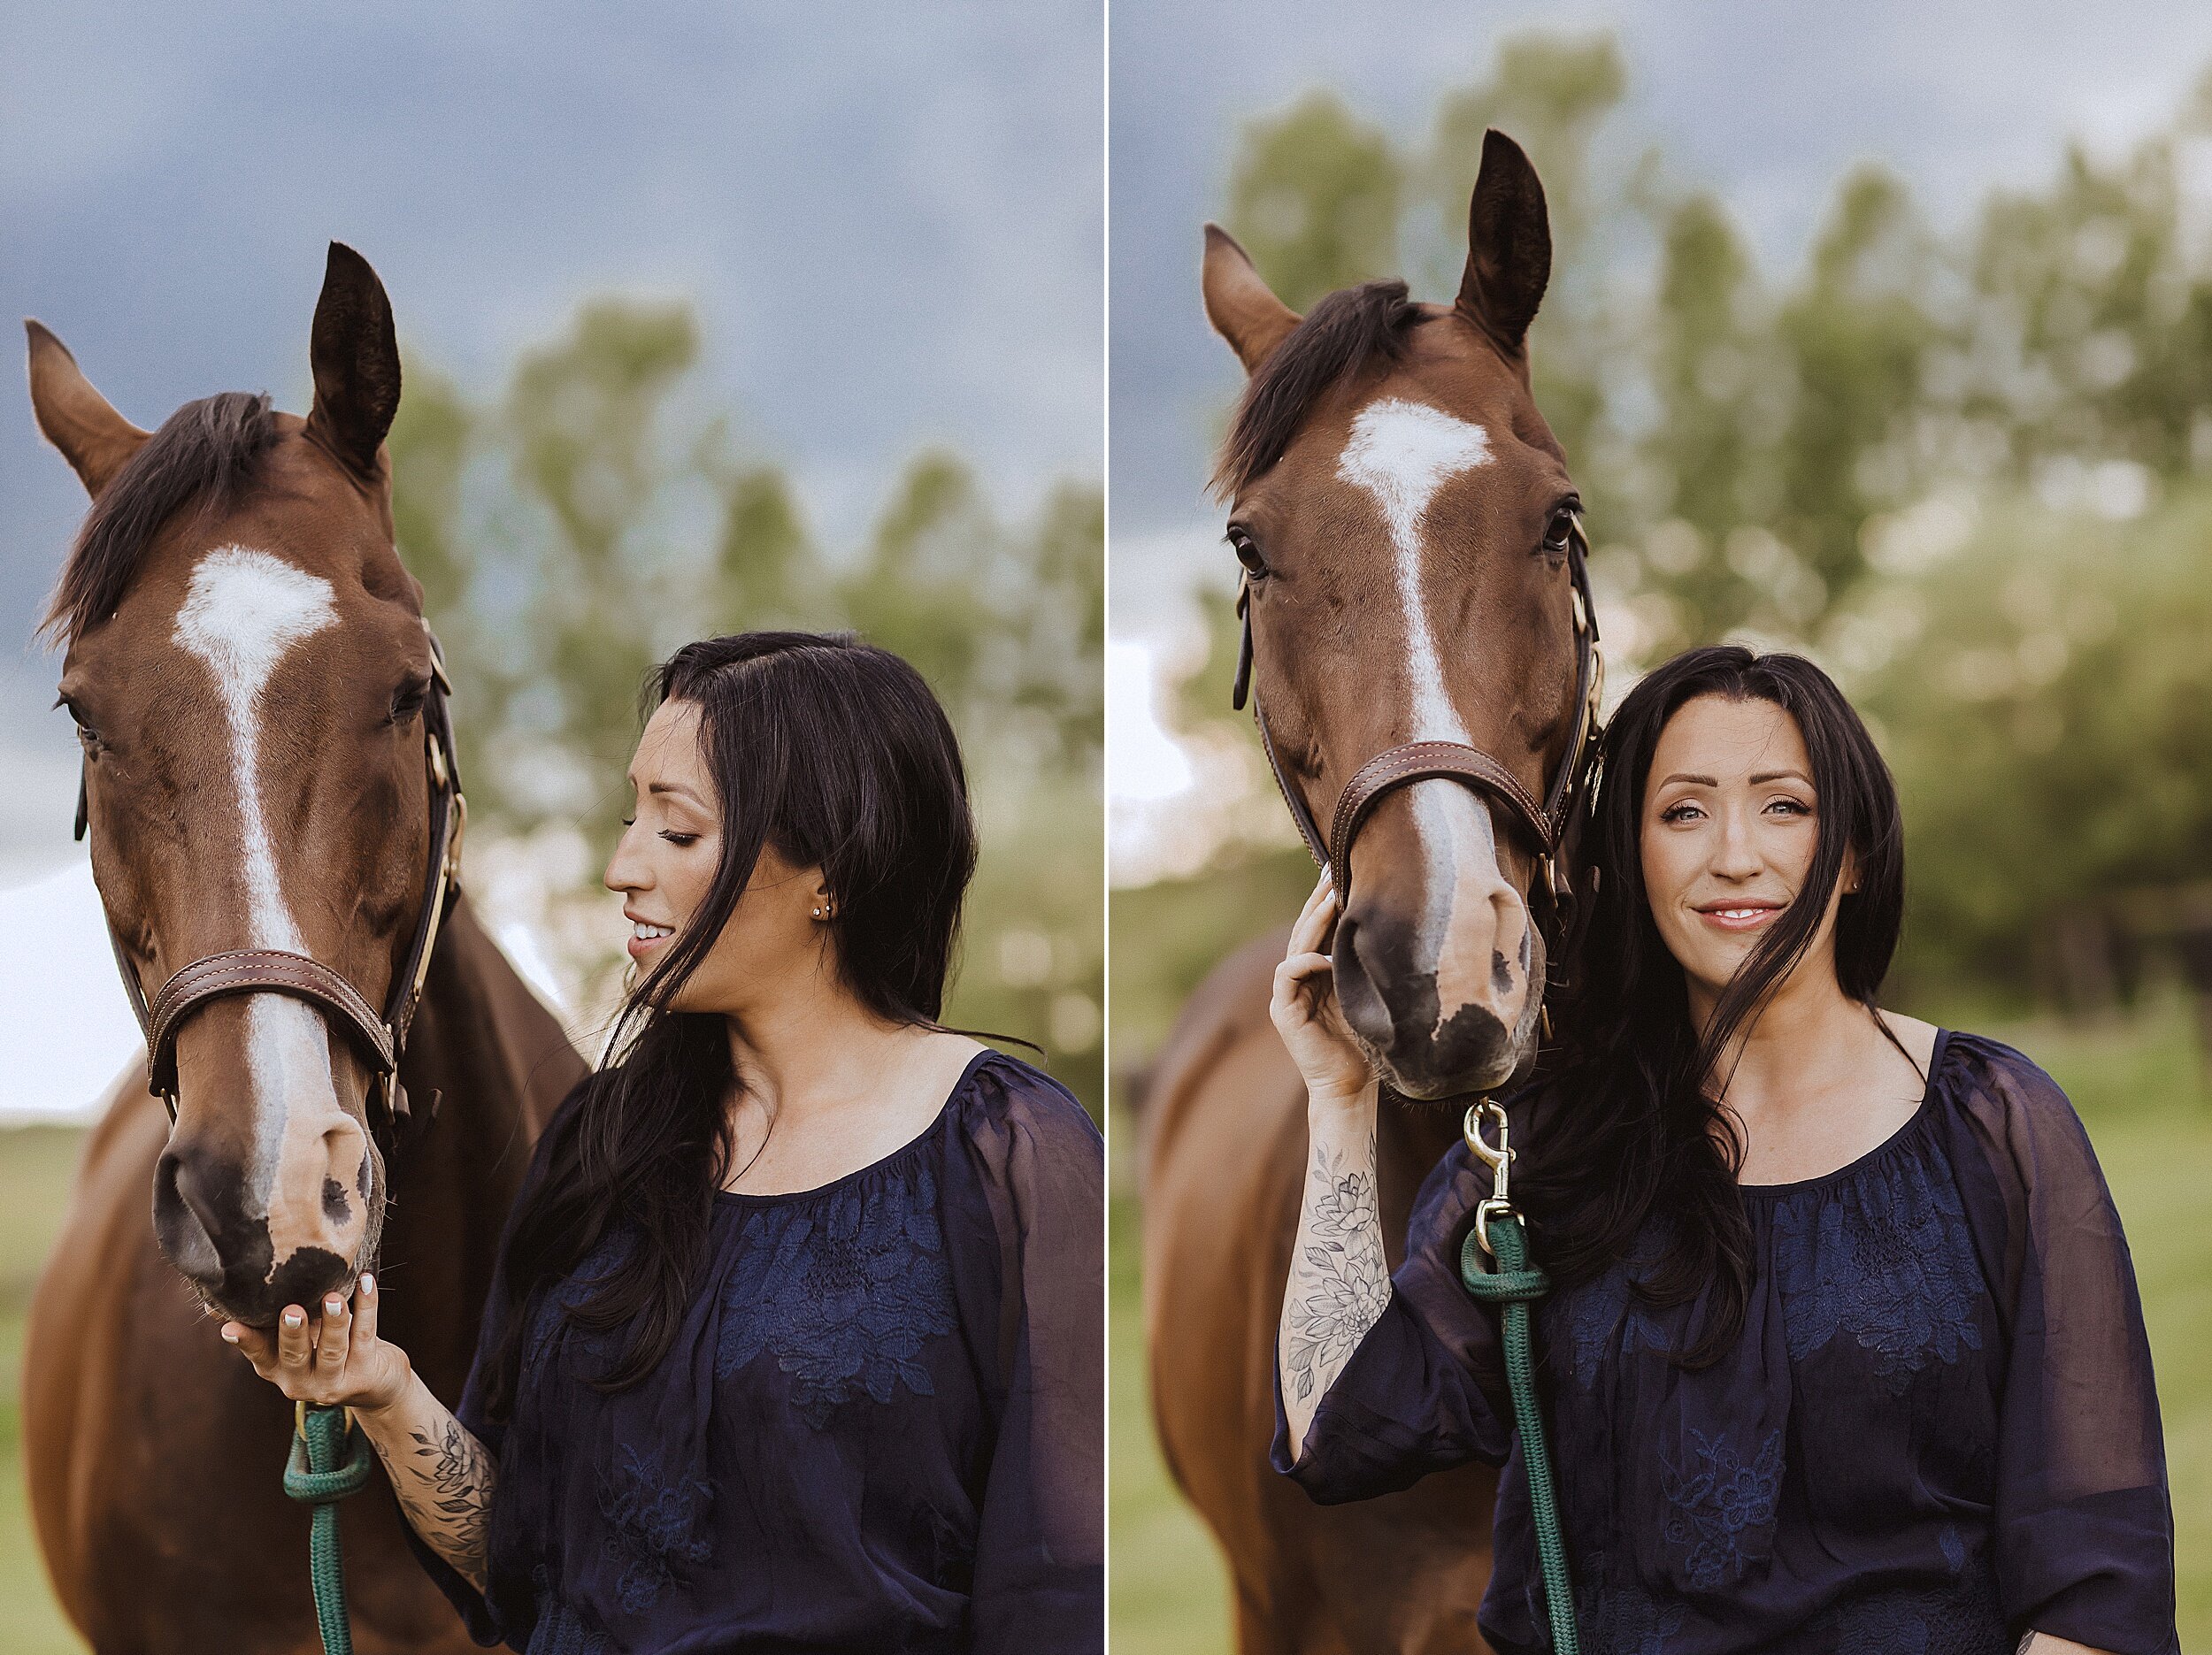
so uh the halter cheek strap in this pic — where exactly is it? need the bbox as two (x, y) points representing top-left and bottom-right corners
(81, 624), (467, 1153)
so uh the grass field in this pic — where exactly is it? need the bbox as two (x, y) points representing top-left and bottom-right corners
(4, 1000), (2207, 1651)
(1108, 995), (2212, 1654)
(1, 1125), (89, 1655)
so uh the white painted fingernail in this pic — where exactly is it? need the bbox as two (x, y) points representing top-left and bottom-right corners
(360, 1273), (374, 1295)
(283, 1310), (303, 1328)
(220, 1328), (239, 1345)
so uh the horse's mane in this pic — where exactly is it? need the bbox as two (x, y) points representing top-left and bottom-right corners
(41, 390), (278, 645)
(1210, 278), (1418, 500)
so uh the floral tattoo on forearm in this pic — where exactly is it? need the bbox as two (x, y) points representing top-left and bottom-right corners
(374, 1415), (496, 1590)
(1283, 1142), (1392, 1406)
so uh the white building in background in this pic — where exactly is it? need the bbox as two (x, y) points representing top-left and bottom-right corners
(0, 862), (142, 1122)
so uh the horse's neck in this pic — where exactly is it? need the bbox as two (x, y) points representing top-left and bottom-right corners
(378, 890), (588, 1398)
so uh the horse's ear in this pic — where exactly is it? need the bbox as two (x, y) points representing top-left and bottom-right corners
(1456, 130), (1551, 354)
(305, 242), (401, 479)
(25, 321), (150, 496)
(1202, 224), (1302, 373)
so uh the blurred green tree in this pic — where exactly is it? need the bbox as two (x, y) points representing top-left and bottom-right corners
(1225, 91), (1402, 312)
(1860, 489), (2212, 1002)
(1774, 168), (1940, 601)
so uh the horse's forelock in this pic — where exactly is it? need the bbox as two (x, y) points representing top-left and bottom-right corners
(42, 391), (278, 646)
(1211, 280), (1417, 501)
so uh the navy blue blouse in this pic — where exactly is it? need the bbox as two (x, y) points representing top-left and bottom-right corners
(411, 1048), (1103, 1653)
(1273, 1032), (2177, 1654)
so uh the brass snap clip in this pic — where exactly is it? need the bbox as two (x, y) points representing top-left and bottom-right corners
(1463, 1098), (1516, 1259)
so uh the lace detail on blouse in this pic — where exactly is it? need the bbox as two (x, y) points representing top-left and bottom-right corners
(1658, 1428), (1783, 1590)
(1807, 1549), (2008, 1655)
(1769, 1146), (1984, 1394)
(596, 1444), (714, 1614)
(1578, 1566), (1689, 1655)
(716, 1157), (960, 1427)
(526, 1565), (611, 1655)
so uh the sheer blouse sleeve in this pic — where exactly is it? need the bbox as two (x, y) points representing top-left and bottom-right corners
(1946, 1038), (2177, 1654)
(1271, 1137), (1514, 1503)
(953, 1057), (1106, 1654)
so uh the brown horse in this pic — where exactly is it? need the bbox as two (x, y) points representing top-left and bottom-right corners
(22, 246), (587, 1654)
(1143, 133), (1591, 1653)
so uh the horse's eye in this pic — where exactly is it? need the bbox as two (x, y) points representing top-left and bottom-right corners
(57, 695), (101, 753)
(1542, 510), (1578, 557)
(1229, 528), (1270, 578)
(388, 678), (431, 724)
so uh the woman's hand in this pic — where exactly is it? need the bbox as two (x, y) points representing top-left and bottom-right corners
(219, 1271), (412, 1416)
(1271, 872), (1379, 1107)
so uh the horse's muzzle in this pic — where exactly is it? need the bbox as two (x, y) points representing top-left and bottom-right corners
(154, 1138), (365, 1325)
(1334, 906), (1529, 1100)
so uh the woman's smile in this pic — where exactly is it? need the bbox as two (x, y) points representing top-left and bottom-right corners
(1694, 899), (1786, 934)
(626, 910), (676, 959)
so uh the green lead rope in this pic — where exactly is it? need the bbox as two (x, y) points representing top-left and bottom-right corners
(1458, 1103), (1580, 1655)
(283, 1402), (375, 1655)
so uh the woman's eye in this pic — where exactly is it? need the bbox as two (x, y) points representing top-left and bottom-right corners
(1228, 529), (1269, 578)
(658, 831), (699, 847)
(1765, 797), (1812, 817)
(1660, 801), (1703, 824)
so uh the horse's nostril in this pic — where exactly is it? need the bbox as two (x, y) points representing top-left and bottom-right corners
(153, 1145), (225, 1282)
(1331, 911), (1395, 1050)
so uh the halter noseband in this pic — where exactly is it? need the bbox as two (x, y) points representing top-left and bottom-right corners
(1233, 526), (1604, 923)
(79, 622), (468, 1154)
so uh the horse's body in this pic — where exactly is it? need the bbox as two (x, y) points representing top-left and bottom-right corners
(1143, 134), (1584, 1654)
(1143, 939), (1496, 1653)
(21, 248), (588, 1653)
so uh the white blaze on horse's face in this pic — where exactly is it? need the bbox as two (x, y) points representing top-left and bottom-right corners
(1335, 397), (1532, 1043)
(173, 546), (365, 1276)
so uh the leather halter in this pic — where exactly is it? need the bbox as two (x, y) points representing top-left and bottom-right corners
(1233, 526), (1604, 917)
(78, 623), (468, 1148)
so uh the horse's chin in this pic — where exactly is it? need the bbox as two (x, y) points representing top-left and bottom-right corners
(1375, 1060), (1521, 1106)
(176, 1253), (370, 1333)
(1366, 1007), (1539, 1104)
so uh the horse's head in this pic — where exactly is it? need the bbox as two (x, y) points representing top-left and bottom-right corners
(1205, 131), (1586, 1102)
(29, 246), (440, 1325)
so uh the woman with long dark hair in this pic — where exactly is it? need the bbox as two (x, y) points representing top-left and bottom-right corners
(221, 632), (1104, 1652)
(1271, 646), (2174, 1653)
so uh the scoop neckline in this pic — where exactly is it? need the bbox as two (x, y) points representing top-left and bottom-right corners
(711, 1045), (996, 1208)
(1734, 1026), (1952, 1199)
